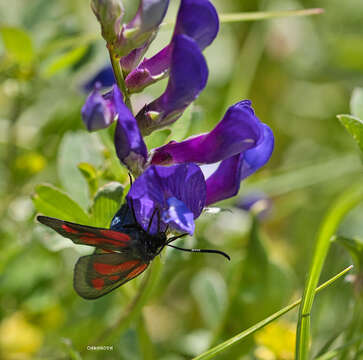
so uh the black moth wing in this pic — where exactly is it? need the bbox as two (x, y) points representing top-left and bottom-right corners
(37, 215), (133, 252)
(74, 252), (149, 299)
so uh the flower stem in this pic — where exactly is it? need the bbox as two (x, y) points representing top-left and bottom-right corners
(108, 47), (133, 112)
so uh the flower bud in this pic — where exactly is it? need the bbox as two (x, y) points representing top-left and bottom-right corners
(81, 84), (116, 131)
(91, 0), (124, 45)
(114, 0), (169, 57)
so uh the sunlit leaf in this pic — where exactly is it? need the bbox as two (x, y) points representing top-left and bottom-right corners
(57, 131), (103, 208)
(32, 184), (89, 223)
(78, 162), (98, 198)
(144, 129), (171, 150)
(350, 87), (363, 120)
(337, 114), (363, 153)
(0, 26), (34, 64)
(90, 182), (124, 227)
(169, 105), (194, 142)
(43, 45), (88, 77)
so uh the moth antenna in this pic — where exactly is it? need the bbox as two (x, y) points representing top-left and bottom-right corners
(166, 244), (230, 261)
(167, 233), (188, 244)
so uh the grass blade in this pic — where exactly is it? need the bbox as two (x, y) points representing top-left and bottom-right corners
(192, 265), (353, 360)
(314, 336), (363, 360)
(296, 184), (363, 360)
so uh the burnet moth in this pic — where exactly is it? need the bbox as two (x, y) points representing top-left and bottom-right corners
(37, 198), (230, 299)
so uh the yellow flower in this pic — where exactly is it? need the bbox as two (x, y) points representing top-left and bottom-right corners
(0, 312), (43, 360)
(15, 152), (46, 176)
(254, 320), (296, 360)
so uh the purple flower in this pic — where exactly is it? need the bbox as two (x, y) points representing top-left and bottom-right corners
(151, 100), (274, 205)
(125, 0), (219, 93)
(82, 66), (115, 92)
(127, 163), (206, 235)
(115, 0), (170, 57)
(151, 100), (261, 165)
(237, 191), (272, 219)
(206, 123), (274, 205)
(113, 86), (148, 175)
(81, 84), (116, 131)
(136, 34), (208, 135)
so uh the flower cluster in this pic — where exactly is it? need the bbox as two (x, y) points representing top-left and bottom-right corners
(82, 0), (274, 236)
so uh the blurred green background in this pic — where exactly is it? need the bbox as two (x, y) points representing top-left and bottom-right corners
(0, 0), (363, 359)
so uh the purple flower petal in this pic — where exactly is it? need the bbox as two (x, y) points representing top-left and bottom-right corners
(125, 45), (172, 92)
(136, 34), (208, 135)
(127, 163), (206, 234)
(120, 36), (156, 74)
(82, 66), (115, 92)
(205, 123), (274, 205)
(113, 85), (148, 175)
(115, 0), (169, 57)
(125, 0), (218, 93)
(151, 100), (261, 165)
(81, 84), (116, 131)
(174, 0), (219, 50)
(162, 197), (195, 234)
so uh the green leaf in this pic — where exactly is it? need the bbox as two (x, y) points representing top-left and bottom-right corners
(57, 131), (103, 208)
(335, 235), (363, 271)
(144, 129), (171, 150)
(350, 87), (363, 119)
(191, 269), (227, 328)
(0, 26), (34, 64)
(337, 115), (363, 153)
(43, 45), (88, 77)
(78, 162), (98, 198)
(32, 184), (89, 224)
(90, 182), (124, 228)
(98, 127), (127, 183)
(169, 105), (194, 142)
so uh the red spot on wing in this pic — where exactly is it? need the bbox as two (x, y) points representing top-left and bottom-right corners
(79, 236), (128, 247)
(100, 230), (130, 242)
(61, 224), (79, 234)
(93, 260), (140, 275)
(126, 264), (148, 279)
(109, 275), (120, 281)
(92, 278), (105, 290)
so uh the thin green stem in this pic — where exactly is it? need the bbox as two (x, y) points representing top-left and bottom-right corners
(161, 8), (324, 29)
(192, 265), (353, 360)
(296, 183), (363, 360)
(108, 48), (133, 111)
(219, 8), (324, 23)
